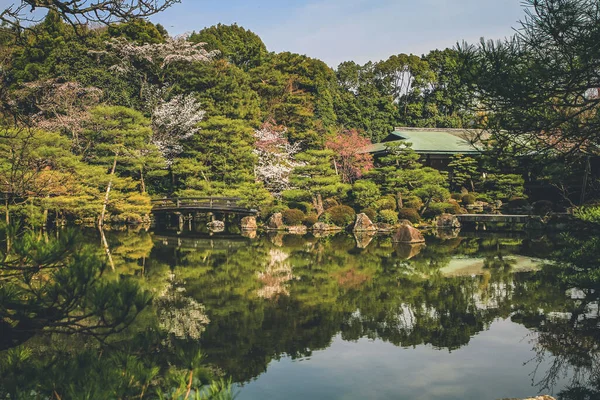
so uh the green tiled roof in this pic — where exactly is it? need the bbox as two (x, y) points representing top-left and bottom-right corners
(364, 128), (481, 155)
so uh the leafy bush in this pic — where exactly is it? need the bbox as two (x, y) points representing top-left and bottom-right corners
(451, 193), (463, 201)
(574, 206), (600, 224)
(403, 196), (423, 210)
(476, 194), (493, 203)
(462, 194), (476, 205)
(361, 208), (377, 222)
(321, 205), (356, 226)
(397, 208), (421, 224)
(481, 173), (525, 201)
(302, 213), (319, 227)
(507, 197), (530, 210)
(422, 202), (456, 219)
(287, 201), (312, 213)
(323, 197), (339, 209)
(374, 196), (397, 211)
(352, 180), (380, 208)
(282, 208), (305, 225)
(533, 200), (553, 216)
(378, 209), (399, 224)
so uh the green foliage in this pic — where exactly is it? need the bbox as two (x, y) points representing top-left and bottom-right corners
(373, 196), (397, 211)
(378, 209), (399, 225)
(286, 150), (350, 212)
(360, 208), (377, 222)
(302, 213), (319, 227)
(321, 205), (355, 227)
(282, 209), (306, 226)
(397, 208), (421, 224)
(573, 206), (600, 224)
(462, 194), (476, 205)
(352, 180), (381, 207)
(190, 23), (267, 70)
(422, 202), (457, 219)
(0, 229), (151, 350)
(448, 154), (478, 192)
(481, 174), (525, 202)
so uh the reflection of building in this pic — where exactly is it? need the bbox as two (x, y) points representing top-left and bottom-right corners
(363, 127), (482, 170)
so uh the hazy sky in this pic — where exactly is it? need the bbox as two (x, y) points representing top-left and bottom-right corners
(1, 0), (526, 67)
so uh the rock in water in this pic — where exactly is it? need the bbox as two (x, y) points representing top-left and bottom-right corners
(286, 225), (307, 234)
(311, 222), (341, 232)
(353, 213), (377, 232)
(207, 220), (225, 232)
(267, 213), (284, 230)
(241, 216), (257, 230)
(392, 224), (425, 243)
(436, 213), (461, 229)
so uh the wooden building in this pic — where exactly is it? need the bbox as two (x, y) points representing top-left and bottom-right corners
(363, 127), (482, 170)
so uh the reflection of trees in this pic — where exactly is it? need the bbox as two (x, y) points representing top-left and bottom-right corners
(148, 233), (542, 382)
(510, 233), (600, 399)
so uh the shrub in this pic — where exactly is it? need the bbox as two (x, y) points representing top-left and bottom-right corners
(533, 200), (553, 216)
(352, 180), (380, 209)
(302, 213), (319, 227)
(322, 205), (356, 226)
(476, 194), (493, 203)
(361, 208), (377, 221)
(378, 209), (399, 225)
(573, 206), (600, 224)
(451, 193), (463, 201)
(422, 202), (456, 219)
(287, 201), (312, 214)
(507, 197), (530, 210)
(374, 196), (397, 211)
(462, 194), (476, 205)
(397, 208), (421, 224)
(323, 197), (339, 210)
(403, 196), (423, 210)
(282, 208), (306, 226)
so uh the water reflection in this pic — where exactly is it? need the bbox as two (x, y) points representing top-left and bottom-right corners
(2, 229), (600, 399)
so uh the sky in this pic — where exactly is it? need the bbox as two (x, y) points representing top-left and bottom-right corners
(1, 0), (526, 67)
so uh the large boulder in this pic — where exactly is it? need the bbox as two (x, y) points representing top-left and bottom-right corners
(311, 222), (341, 232)
(286, 225), (308, 234)
(436, 213), (461, 229)
(353, 213), (377, 232)
(267, 213), (284, 230)
(207, 220), (225, 232)
(392, 224), (425, 244)
(241, 216), (257, 230)
(354, 231), (376, 249)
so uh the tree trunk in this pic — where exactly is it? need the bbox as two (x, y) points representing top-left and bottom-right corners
(99, 227), (115, 271)
(99, 154), (118, 227)
(140, 167), (146, 193)
(396, 192), (403, 209)
(313, 193), (324, 216)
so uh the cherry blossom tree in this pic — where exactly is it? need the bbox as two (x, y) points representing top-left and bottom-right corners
(151, 94), (204, 165)
(253, 120), (302, 196)
(325, 129), (374, 183)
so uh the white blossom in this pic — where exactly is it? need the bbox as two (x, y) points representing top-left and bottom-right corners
(105, 34), (219, 74)
(256, 249), (297, 299)
(151, 94), (205, 165)
(253, 121), (303, 196)
(155, 273), (210, 340)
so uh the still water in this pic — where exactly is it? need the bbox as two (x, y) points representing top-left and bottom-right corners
(5, 228), (600, 399)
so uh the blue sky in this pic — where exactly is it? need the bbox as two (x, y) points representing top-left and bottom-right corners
(1, 0), (525, 67)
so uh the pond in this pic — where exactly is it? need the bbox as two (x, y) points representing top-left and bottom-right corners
(2, 228), (600, 399)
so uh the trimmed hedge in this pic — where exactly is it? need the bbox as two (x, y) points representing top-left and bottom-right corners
(397, 208), (421, 224)
(322, 205), (356, 226)
(302, 213), (319, 227)
(282, 208), (306, 226)
(378, 209), (399, 224)
(462, 194), (476, 205)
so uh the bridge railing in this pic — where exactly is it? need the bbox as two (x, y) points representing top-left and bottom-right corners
(151, 197), (244, 210)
